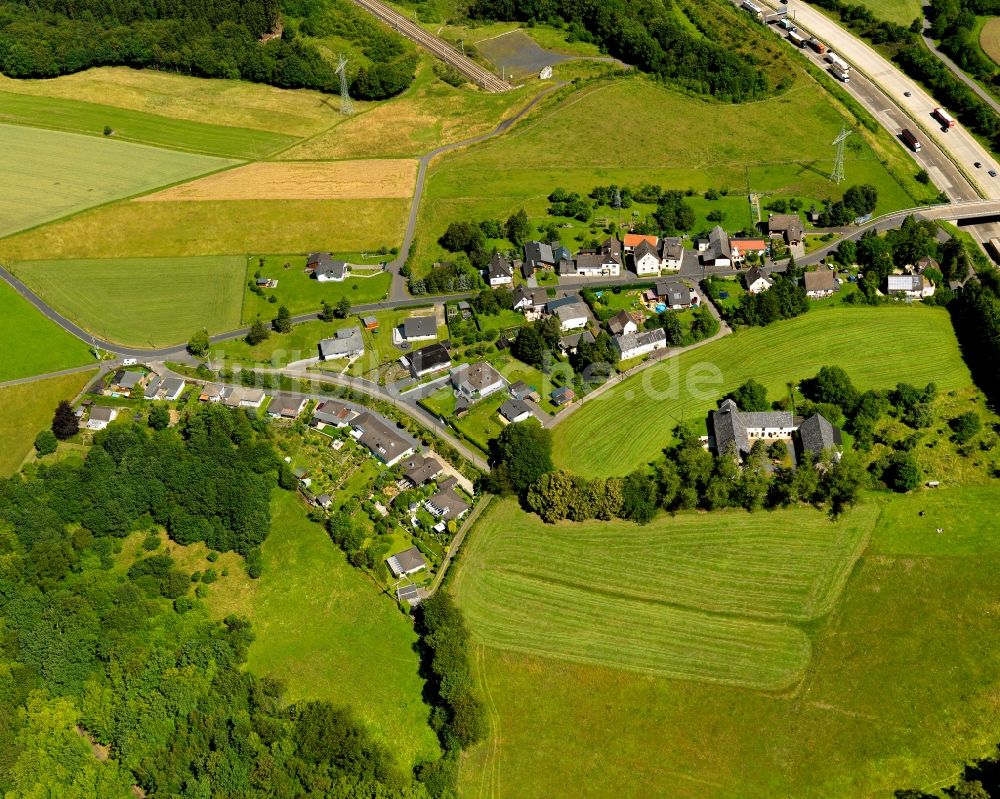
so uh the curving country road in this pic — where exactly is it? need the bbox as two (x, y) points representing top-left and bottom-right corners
(920, 26), (1000, 117)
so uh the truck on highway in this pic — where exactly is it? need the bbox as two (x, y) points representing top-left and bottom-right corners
(825, 52), (850, 71)
(830, 63), (850, 82)
(779, 17), (796, 31)
(807, 37), (828, 54)
(933, 107), (956, 129)
(788, 30), (806, 46)
(742, 0), (763, 14)
(901, 128), (922, 152)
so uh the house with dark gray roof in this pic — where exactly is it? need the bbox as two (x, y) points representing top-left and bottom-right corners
(523, 241), (555, 271)
(633, 239), (661, 276)
(404, 343), (452, 378)
(607, 310), (638, 337)
(111, 370), (144, 394)
(144, 376), (186, 402)
(386, 546), (428, 577)
(745, 266), (773, 294)
(804, 270), (837, 298)
(400, 316), (438, 342)
(401, 455), (442, 487)
(796, 413), (842, 458)
(486, 252), (515, 287)
(660, 237), (684, 270)
(308, 252), (349, 282)
(319, 326), (364, 360)
(499, 398), (533, 424)
(312, 400), (357, 427)
(699, 226), (733, 267)
(710, 398), (796, 457)
(425, 485), (470, 520)
(767, 213), (803, 245)
(558, 330), (595, 354)
(267, 394), (306, 419)
(451, 361), (507, 401)
(656, 282), (691, 309)
(351, 412), (415, 466)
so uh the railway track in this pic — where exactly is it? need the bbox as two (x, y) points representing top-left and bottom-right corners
(348, 0), (512, 92)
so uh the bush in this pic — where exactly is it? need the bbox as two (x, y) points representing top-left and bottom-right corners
(33, 429), (58, 456)
(950, 411), (981, 444)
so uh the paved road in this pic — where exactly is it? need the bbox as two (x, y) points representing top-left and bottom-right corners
(774, 0), (1000, 198)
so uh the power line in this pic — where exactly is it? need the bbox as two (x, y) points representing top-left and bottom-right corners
(830, 124), (852, 184)
(337, 54), (353, 116)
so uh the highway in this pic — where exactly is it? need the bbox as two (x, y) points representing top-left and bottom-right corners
(347, 0), (511, 92)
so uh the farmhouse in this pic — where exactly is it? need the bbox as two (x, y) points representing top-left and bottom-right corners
(614, 328), (667, 360)
(633, 239), (662, 276)
(198, 383), (225, 403)
(312, 400), (357, 428)
(767, 213), (803, 245)
(804, 270), (837, 299)
(350, 412), (414, 466)
(565, 251), (622, 277)
(87, 406), (118, 431)
(144, 377), (186, 402)
(267, 394), (306, 419)
(451, 360), (507, 401)
(660, 237), (684, 270)
(699, 226), (733, 267)
(386, 546), (428, 578)
(487, 252), (515, 287)
(221, 386), (266, 408)
(403, 343), (452, 378)
(555, 301), (590, 330)
(745, 266), (773, 294)
(399, 315), (438, 342)
(656, 281), (692, 310)
(607, 310), (639, 336)
(796, 413), (842, 458)
(709, 398), (796, 457)
(319, 326), (365, 360)
(499, 398), (533, 424)
(401, 455), (442, 487)
(623, 233), (658, 252)
(887, 274), (935, 299)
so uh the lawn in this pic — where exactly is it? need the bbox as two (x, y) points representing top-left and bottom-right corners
(413, 75), (926, 273)
(553, 305), (971, 478)
(451, 498), (875, 687)
(241, 255), (392, 323)
(456, 488), (1000, 799)
(0, 370), (95, 475)
(452, 393), (508, 454)
(0, 91), (296, 159)
(197, 491), (441, 771)
(0, 123), (234, 238)
(13, 256), (246, 347)
(0, 280), (94, 380)
(213, 319), (355, 366)
(0, 199), (411, 262)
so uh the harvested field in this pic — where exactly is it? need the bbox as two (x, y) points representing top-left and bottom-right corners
(140, 159), (419, 201)
(981, 17), (1000, 67)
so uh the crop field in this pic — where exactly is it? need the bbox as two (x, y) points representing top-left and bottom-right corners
(0, 370), (95, 475)
(553, 305), (970, 478)
(0, 91), (296, 159)
(981, 17), (1000, 66)
(0, 68), (344, 138)
(141, 159), (419, 201)
(0, 199), (410, 262)
(0, 280), (94, 381)
(231, 492), (439, 770)
(0, 123), (234, 238)
(280, 61), (537, 160)
(14, 256), (246, 347)
(452, 498), (875, 688)
(457, 489), (1000, 799)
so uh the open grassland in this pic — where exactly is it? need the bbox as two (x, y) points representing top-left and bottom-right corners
(280, 61), (538, 160)
(415, 76), (923, 271)
(0, 91), (296, 159)
(0, 67), (345, 138)
(849, 0), (923, 25)
(981, 17), (1000, 67)
(0, 123), (234, 238)
(0, 199), (410, 261)
(0, 280), (93, 380)
(14, 257), (245, 347)
(0, 370), (94, 475)
(243, 492), (440, 770)
(451, 498), (876, 688)
(141, 159), (419, 201)
(553, 306), (970, 479)
(458, 487), (1000, 799)
(214, 319), (355, 366)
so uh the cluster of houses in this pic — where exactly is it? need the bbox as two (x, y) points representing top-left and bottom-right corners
(708, 398), (842, 464)
(698, 214), (802, 269)
(745, 255), (937, 301)
(88, 370), (189, 430)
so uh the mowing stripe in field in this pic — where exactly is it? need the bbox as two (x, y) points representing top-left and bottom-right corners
(553, 306), (971, 479)
(0, 91), (298, 159)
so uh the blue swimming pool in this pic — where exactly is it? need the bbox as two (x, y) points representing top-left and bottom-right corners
(655, 303), (667, 313)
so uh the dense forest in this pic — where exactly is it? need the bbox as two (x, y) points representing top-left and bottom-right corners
(465, 0), (772, 101)
(927, 0), (1000, 88)
(0, 0), (416, 99)
(0, 405), (444, 797)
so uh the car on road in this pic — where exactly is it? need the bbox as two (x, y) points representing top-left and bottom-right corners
(990, 170), (998, 178)
(903, 91), (911, 97)
(975, 162), (982, 168)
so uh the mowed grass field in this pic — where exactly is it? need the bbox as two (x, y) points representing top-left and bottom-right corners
(0, 199), (410, 262)
(0, 91), (296, 158)
(243, 491), (440, 770)
(0, 280), (93, 380)
(846, 0), (922, 25)
(0, 123), (234, 238)
(457, 488), (1000, 799)
(14, 257), (246, 347)
(0, 370), (95, 475)
(554, 305), (970, 478)
(981, 17), (1000, 67)
(452, 498), (875, 689)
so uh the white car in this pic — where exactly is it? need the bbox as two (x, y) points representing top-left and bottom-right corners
(121, 358), (137, 366)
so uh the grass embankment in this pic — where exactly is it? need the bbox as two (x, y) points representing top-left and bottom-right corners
(980, 17), (1000, 67)
(0, 123), (234, 238)
(0, 280), (93, 380)
(554, 305), (970, 479)
(456, 486), (1000, 799)
(0, 370), (95, 475)
(13, 257), (246, 347)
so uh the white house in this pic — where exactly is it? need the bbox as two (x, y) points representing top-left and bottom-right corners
(745, 266), (773, 295)
(660, 237), (684, 271)
(887, 274), (936, 299)
(700, 226), (733, 268)
(221, 386), (266, 408)
(563, 252), (622, 277)
(87, 406), (118, 431)
(319, 326), (365, 360)
(486, 252), (515, 287)
(633, 239), (662, 276)
(512, 285), (547, 313)
(499, 398), (533, 424)
(309, 252), (349, 282)
(450, 361), (507, 402)
(555, 301), (589, 330)
(398, 316), (438, 342)
(144, 377), (185, 402)
(804, 270), (837, 299)
(613, 328), (667, 360)
(607, 310), (638, 337)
